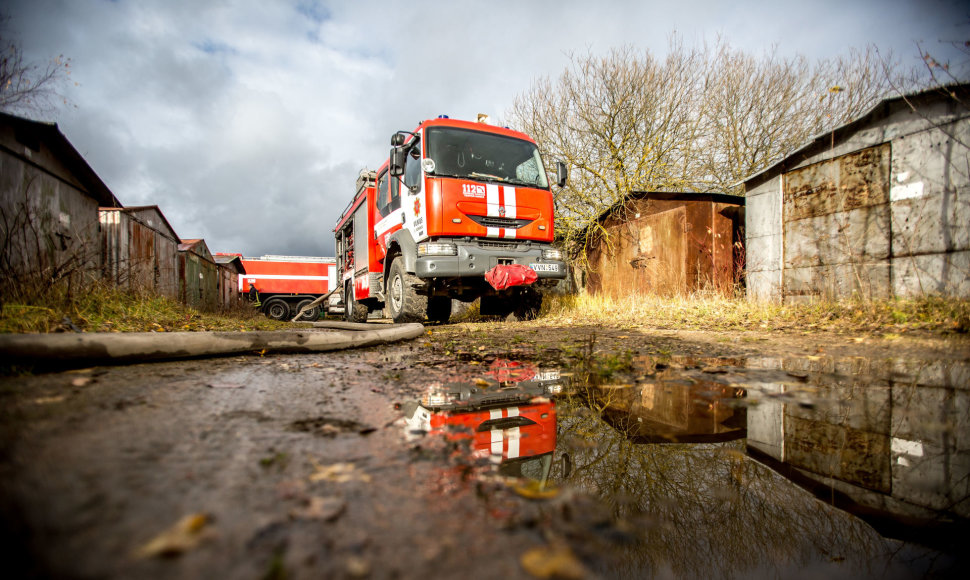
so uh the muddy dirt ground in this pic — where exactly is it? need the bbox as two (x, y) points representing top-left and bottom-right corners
(1, 322), (967, 579)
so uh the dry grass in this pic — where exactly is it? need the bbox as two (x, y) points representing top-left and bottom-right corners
(0, 282), (294, 334)
(539, 292), (970, 335)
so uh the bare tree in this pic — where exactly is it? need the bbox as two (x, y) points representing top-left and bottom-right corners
(698, 45), (895, 194)
(0, 15), (73, 116)
(510, 42), (709, 253)
(507, 38), (896, 258)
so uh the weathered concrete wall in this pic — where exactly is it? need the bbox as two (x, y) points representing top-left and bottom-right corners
(889, 116), (970, 297)
(745, 355), (970, 520)
(782, 144), (893, 302)
(746, 90), (970, 302)
(744, 176), (783, 301)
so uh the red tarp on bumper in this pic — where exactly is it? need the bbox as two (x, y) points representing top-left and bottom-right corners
(485, 264), (538, 290)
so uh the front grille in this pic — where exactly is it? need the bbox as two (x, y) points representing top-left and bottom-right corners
(477, 240), (521, 251)
(468, 215), (532, 229)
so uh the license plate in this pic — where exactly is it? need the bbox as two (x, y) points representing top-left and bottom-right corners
(529, 263), (559, 272)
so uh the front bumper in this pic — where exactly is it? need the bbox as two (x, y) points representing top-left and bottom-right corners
(415, 239), (567, 280)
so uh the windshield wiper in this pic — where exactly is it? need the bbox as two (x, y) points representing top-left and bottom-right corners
(469, 172), (507, 183)
(505, 178), (543, 188)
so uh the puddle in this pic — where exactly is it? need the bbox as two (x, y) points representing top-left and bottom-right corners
(401, 354), (969, 577)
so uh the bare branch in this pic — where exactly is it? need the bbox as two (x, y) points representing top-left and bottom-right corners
(0, 15), (74, 116)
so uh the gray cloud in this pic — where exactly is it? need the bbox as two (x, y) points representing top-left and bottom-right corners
(5, 0), (968, 257)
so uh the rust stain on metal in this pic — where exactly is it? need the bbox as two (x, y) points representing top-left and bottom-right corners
(586, 194), (744, 297)
(784, 144), (890, 222)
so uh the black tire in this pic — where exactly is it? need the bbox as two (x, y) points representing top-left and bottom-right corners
(264, 298), (290, 321)
(295, 299), (320, 321)
(427, 296), (452, 324)
(512, 288), (543, 321)
(345, 284), (368, 323)
(386, 257), (427, 323)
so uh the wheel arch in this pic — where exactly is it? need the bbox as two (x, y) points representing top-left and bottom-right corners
(386, 229), (417, 280)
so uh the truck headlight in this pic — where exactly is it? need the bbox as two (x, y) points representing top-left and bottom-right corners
(541, 247), (563, 260)
(418, 242), (458, 256)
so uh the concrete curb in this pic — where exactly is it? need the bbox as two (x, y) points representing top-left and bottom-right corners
(0, 323), (426, 369)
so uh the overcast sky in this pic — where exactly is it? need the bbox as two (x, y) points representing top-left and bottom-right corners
(6, 0), (969, 256)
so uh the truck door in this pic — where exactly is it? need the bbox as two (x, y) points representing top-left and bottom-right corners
(353, 202), (369, 296)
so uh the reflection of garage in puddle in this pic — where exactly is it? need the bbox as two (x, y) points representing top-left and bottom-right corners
(400, 354), (969, 575)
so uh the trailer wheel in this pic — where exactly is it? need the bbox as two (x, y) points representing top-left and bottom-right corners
(386, 257), (427, 323)
(345, 284), (368, 323)
(295, 299), (320, 321)
(264, 298), (290, 321)
(427, 296), (451, 325)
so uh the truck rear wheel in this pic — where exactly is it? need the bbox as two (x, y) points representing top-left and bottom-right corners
(295, 299), (320, 321)
(427, 296), (451, 324)
(387, 257), (427, 323)
(264, 298), (290, 321)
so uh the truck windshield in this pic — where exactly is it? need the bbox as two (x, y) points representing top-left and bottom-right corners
(425, 127), (549, 189)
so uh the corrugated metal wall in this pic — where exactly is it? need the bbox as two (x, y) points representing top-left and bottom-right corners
(179, 243), (220, 312)
(586, 194), (744, 297)
(100, 209), (179, 299)
(1, 148), (102, 290)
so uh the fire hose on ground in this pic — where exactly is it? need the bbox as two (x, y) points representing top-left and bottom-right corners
(0, 321), (425, 370)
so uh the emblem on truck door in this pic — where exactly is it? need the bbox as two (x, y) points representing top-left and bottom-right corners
(414, 198), (421, 216)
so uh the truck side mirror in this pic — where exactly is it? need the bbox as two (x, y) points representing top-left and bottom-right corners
(556, 161), (568, 188)
(390, 147), (405, 177)
(391, 133), (406, 147)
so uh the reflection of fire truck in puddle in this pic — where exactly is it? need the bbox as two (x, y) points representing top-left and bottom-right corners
(402, 361), (562, 477)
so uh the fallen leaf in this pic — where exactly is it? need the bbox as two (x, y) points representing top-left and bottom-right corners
(346, 556), (371, 578)
(520, 544), (587, 579)
(308, 461), (371, 483)
(34, 395), (66, 405)
(135, 513), (213, 558)
(289, 496), (345, 521)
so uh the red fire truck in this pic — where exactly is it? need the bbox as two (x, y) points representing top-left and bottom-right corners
(401, 360), (562, 480)
(222, 254), (337, 321)
(334, 115), (568, 324)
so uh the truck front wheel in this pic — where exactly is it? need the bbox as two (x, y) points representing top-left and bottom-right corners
(345, 284), (368, 323)
(387, 257), (427, 323)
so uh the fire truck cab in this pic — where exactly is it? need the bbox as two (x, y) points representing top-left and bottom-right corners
(334, 116), (568, 324)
